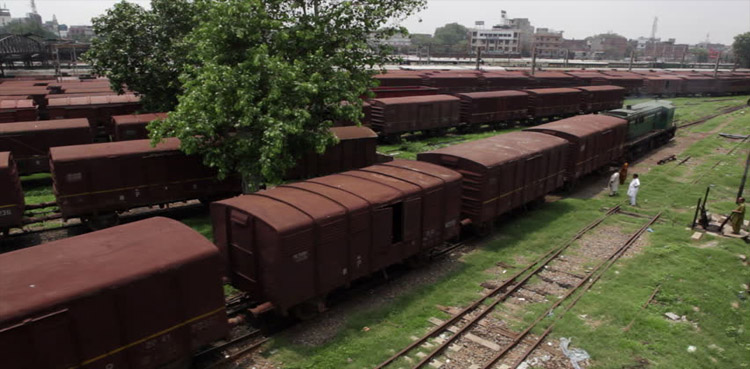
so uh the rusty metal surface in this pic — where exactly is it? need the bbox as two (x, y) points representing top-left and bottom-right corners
(111, 112), (169, 141)
(575, 85), (626, 112)
(0, 152), (24, 230)
(457, 90), (530, 125)
(0, 99), (36, 123)
(286, 126), (378, 179)
(525, 88), (583, 119)
(482, 72), (534, 90)
(46, 94), (142, 131)
(524, 114), (628, 179)
(370, 86), (439, 98)
(373, 72), (425, 87)
(0, 118), (93, 174)
(418, 131), (568, 226)
(642, 76), (683, 95)
(423, 72), (483, 93)
(210, 161), (461, 315)
(369, 95), (461, 135)
(0, 217), (228, 368)
(50, 138), (241, 218)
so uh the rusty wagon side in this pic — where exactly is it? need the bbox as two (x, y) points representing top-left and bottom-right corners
(457, 90), (530, 126)
(417, 131), (568, 232)
(210, 160), (462, 317)
(0, 217), (228, 369)
(111, 112), (169, 141)
(0, 152), (24, 234)
(575, 85), (626, 113)
(525, 87), (583, 121)
(369, 95), (461, 137)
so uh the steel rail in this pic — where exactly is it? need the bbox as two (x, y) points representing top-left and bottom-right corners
(677, 104), (746, 129)
(483, 211), (661, 369)
(374, 205), (620, 369)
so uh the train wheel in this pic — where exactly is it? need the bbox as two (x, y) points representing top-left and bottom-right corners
(82, 213), (120, 231)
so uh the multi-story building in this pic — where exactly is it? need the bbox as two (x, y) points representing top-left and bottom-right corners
(533, 28), (564, 58)
(0, 7), (11, 27)
(643, 38), (689, 61)
(468, 11), (534, 56)
(588, 33), (628, 60)
(560, 39), (592, 59)
(68, 25), (95, 41)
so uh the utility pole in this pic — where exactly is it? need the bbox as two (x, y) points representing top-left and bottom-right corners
(475, 47), (481, 70)
(628, 50), (635, 71)
(738, 148), (750, 201)
(713, 51), (721, 78)
(564, 49), (569, 68)
(530, 47), (537, 76)
(680, 50), (686, 69)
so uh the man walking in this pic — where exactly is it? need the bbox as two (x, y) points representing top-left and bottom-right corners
(730, 197), (746, 235)
(627, 174), (640, 206)
(608, 171), (620, 196)
(619, 163), (629, 185)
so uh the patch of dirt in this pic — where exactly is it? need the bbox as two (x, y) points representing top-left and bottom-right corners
(695, 240), (719, 249)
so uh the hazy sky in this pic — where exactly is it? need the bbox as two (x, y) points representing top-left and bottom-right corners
(3, 0), (748, 45)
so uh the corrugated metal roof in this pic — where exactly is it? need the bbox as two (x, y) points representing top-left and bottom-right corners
(47, 94), (140, 107)
(525, 114), (627, 138)
(457, 90), (528, 99)
(524, 87), (581, 94)
(0, 118), (89, 134)
(50, 137), (181, 162)
(112, 113), (169, 126)
(372, 94), (460, 105)
(330, 126), (378, 140)
(0, 99), (34, 109)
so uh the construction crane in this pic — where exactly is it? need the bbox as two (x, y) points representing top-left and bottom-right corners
(650, 16), (658, 41)
(30, 0), (37, 14)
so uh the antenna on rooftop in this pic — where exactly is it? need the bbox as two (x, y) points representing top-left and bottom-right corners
(30, 0), (37, 14)
(650, 16), (658, 41)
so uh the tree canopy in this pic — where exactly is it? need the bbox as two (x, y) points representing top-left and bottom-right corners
(733, 32), (750, 68)
(432, 22), (468, 53)
(85, 0), (197, 112)
(134, 0), (424, 190)
(0, 19), (58, 39)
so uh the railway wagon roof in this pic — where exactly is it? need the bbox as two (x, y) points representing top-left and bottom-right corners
(419, 131), (568, 168)
(330, 126), (378, 140)
(0, 217), (218, 322)
(382, 159), (463, 183)
(0, 99), (34, 109)
(0, 151), (8, 169)
(112, 112), (169, 126)
(371, 94), (460, 105)
(574, 85), (625, 92)
(524, 87), (581, 95)
(0, 118), (89, 134)
(50, 137), (181, 162)
(47, 94), (140, 107)
(457, 90), (529, 99)
(524, 114), (627, 138)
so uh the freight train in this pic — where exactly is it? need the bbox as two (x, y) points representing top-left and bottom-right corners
(0, 126), (379, 234)
(0, 100), (676, 368)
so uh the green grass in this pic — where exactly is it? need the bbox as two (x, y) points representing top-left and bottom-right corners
(20, 173), (55, 205)
(378, 125), (523, 160)
(264, 96), (750, 368)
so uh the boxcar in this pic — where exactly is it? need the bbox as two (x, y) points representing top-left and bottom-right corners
(0, 100), (36, 123)
(211, 160), (462, 317)
(111, 112), (169, 141)
(373, 72), (425, 87)
(525, 88), (583, 121)
(524, 114), (628, 180)
(482, 72), (534, 91)
(529, 72), (578, 88)
(0, 152), (23, 234)
(422, 72), (483, 94)
(46, 95), (141, 135)
(369, 95), (461, 138)
(286, 126), (379, 179)
(418, 131), (568, 232)
(0, 119), (93, 174)
(370, 86), (439, 98)
(576, 85), (625, 113)
(457, 90), (530, 125)
(642, 76), (683, 96)
(600, 75), (645, 95)
(0, 217), (229, 369)
(678, 75), (717, 95)
(50, 138), (241, 227)
(565, 71), (609, 86)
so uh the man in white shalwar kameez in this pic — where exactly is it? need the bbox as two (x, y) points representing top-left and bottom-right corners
(608, 171), (620, 196)
(627, 174), (640, 206)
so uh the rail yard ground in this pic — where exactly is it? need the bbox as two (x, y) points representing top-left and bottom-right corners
(4, 95), (750, 368)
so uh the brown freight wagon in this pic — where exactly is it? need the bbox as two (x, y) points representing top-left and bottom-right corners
(370, 86), (439, 99)
(373, 72), (425, 87)
(0, 86), (48, 107)
(0, 119), (93, 174)
(0, 152), (24, 234)
(422, 72), (483, 93)
(46, 95), (141, 135)
(111, 112), (169, 141)
(576, 85), (626, 113)
(529, 72), (578, 88)
(211, 160), (462, 317)
(0, 217), (229, 369)
(50, 138), (241, 227)
(286, 126), (379, 179)
(457, 90), (530, 125)
(418, 131), (568, 232)
(524, 114), (628, 180)
(481, 72), (535, 91)
(642, 76), (683, 96)
(565, 71), (609, 86)
(525, 88), (582, 121)
(677, 75), (717, 95)
(600, 75), (645, 95)
(0, 99), (36, 123)
(369, 95), (461, 138)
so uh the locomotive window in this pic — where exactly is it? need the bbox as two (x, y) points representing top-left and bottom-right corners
(390, 202), (404, 244)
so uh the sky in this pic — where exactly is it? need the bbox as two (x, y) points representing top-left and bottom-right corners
(1, 0), (748, 45)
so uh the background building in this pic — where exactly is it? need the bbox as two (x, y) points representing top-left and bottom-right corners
(533, 28), (564, 58)
(588, 33), (628, 60)
(468, 11), (534, 56)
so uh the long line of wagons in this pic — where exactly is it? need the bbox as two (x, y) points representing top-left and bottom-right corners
(0, 99), (677, 368)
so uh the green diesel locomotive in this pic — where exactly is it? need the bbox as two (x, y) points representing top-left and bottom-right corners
(605, 100), (677, 160)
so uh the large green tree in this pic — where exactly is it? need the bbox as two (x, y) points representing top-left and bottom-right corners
(0, 19), (58, 39)
(733, 32), (750, 68)
(85, 0), (197, 112)
(147, 0), (424, 191)
(432, 22), (468, 53)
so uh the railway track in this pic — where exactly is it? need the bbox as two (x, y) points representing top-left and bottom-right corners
(676, 104), (747, 129)
(375, 207), (661, 369)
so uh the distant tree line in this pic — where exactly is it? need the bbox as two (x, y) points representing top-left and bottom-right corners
(0, 19), (58, 39)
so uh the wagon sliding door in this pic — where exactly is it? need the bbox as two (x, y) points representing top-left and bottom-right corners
(227, 210), (259, 295)
(372, 207), (394, 270)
